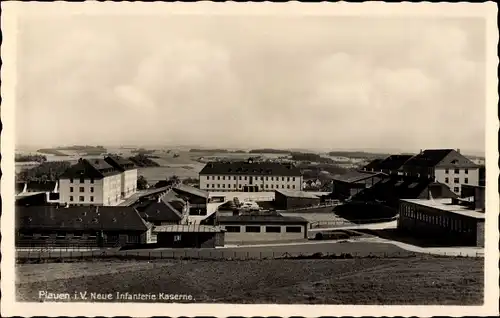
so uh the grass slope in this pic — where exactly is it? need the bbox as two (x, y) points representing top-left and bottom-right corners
(17, 257), (483, 304)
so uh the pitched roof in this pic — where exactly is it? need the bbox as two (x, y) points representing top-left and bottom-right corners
(16, 206), (149, 231)
(274, 189), (321, 199)
(401, 149), (454, 168)
(376, 155), (413, 171)
(60, 158), (121, 179)
(363, 158), (383, 170)
(172, 184), (209, 199)
(26, 181), (57, 193)
(138, 190), (187, 222)
(332, 170), (386, 183)
(401, 198), (485, 219)
(199, 161), (302, 176)
(104, 155), (136, 171)
(218, 214), (309, 225)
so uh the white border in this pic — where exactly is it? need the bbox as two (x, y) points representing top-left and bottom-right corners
(1, 2), (498, 317)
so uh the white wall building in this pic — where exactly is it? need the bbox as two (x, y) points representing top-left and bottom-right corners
(199, 159), (303, 192)
(401, 149), (480, 196)
(59, 156), (138, 206)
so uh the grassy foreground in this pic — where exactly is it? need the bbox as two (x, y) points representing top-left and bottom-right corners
(17, 257), (483, 304)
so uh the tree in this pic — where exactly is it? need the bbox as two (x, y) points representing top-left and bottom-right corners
(137, 175), (149, 190)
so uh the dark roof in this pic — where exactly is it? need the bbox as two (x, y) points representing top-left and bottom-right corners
(104, 155), (136, 171)
(401, 149), (454, 168)
(26, 181), (57, 193)
(172, 184), (209, 199)
(351, 175), (457, 203)
(16, 206), (149, 231)
(332, 170), (386, 183)
(363, 159), (383, 170)
(199, 161), (302, 176)
(218, 214), (309, 225)
(376, 155), (413, 171)
(274, 189), (321, 199)
(138, 191), (186, 222)
(60, 158), (122, 179)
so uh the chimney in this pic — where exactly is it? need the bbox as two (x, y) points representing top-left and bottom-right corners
(419, 149), (423, 154)
(457, 148), (460, 154)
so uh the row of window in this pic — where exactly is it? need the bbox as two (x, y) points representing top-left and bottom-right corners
(19, 233), (140, 243)
(69, 178), (95, 184)
(69, 194), (120, 203)
(444, 177), (468, 185)
(401, 205), (473, 233)
(445, 168), (469, 174)
(70, 186), (95, 193)
(225, 225), (302, 233)
(206, 183), (296, 190)
(206, 175), (297, 182)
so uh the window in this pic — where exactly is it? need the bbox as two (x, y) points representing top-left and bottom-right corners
(225, 226), (241, 233)
(212, 184), (215, 188)
(454, 187), (460, 192)
(266, 226), (281, 233)
(173, 235), (182, 242)
(127, 235), (140, 244)
(207, 176), (210, 180)
(271, 177), (274, 181)
(287, 185), (290, 189)
(270, 184), (274, 189)
(465, 169), (468, 174)
(445, 177), (449, 183)
(239, 184), (242, 188)
(206, 183), (210, 188)
(69, 196), (74, 202)
(79, 196), (84, 202)
(293, 177), (296, 181)
(234, 176), (236, 180)
(454, 178), (459, 183)
(454, 168), (460, 174)
(70, 178), (74, 183)
(282, 185), (284, 189)
(222, 184), (225, 188)
(287, 177), (290, 182)
(245, 226), (261, 233)
(286, 226), (302, 233)
(265, 177), (268, 181)
(217, 176), (220, 180)
(70, 187), (74, 193)
(90, 196), (94, 202)
(79, 187), (84, 192)
(265, 185), (268, 189)
(90, 178), (94, 184)
(217, 184), (220, 188)
(282, 177), (285, 181)
(80, 177), (85, 183)
(106, 234), (119, 242)
(445, 169), (449, 174)
(239, 176), (242, 180)
(292, 185), (296, 189)
(244, 176), (247, 180)
(464, 178), (469, 184)
(222, 176), (225, 180)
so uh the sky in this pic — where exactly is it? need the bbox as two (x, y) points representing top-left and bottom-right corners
(15, 14), (486, 154)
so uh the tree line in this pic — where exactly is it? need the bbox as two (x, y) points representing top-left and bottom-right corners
(15, 154), (48, 163)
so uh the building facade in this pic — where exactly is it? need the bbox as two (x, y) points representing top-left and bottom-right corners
(59, 157), (137, 207)
(398, 197), (485, 247)
(199, 159), (303, 192)
(401, 149), (480, 196)
(217, 214), (309, 244)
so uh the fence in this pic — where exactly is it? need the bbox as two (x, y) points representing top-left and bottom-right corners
(16, 247), (483, 263)
(309, 216), (399, 229)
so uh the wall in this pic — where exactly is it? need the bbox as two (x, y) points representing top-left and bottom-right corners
(434, 168), (479, 196)
(398, 201), (481, 246)
(103, 174), (122, 206)
(476, 221), (485, 247)
(222, 224), (306, 243)
(122, 169), (138, 198)
(200, 174), (303, 192)
(59, 178), (104, 206)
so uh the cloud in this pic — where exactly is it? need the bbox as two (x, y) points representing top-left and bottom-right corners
(15, 15), (486, 152)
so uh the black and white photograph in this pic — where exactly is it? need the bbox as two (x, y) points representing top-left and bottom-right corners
(1, 2), (498, 317)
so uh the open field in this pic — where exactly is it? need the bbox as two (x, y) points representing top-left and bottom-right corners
(16, 257), (483, 304)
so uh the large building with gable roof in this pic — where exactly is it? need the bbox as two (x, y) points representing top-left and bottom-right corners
(199, 158), (303, 192)
(58, 156), (138, 206)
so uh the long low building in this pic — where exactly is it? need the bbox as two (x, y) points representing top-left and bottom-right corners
(273, 189), (321, 210)
(398, 194), (485, 247)
(218, 214), (309, 244)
